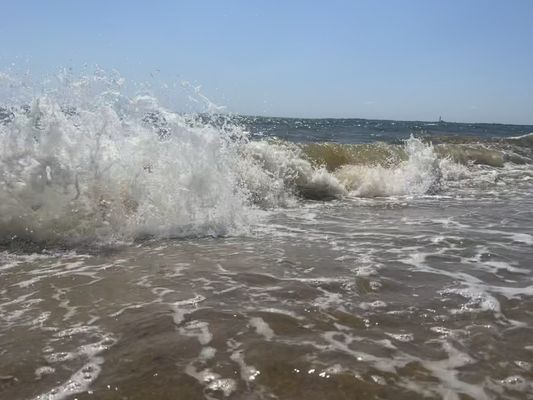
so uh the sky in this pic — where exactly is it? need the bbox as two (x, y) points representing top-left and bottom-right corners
(1, 0), (532, 124)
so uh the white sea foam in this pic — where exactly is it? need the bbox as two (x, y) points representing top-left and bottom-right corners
(1, 71), (522, 246)
(334, 136), (442, 197)
(0, 72), (350, 244)
(238, 140), (346, 205)
(249, 317), (275, 340)
(35, 326), (116, 400)
(34, 357), (104, 400)
(0, 82), (252, 243)
(179, 320), (213, 345)
(184, 365), (237, 397)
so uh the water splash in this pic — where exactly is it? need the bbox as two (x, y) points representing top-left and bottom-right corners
(0, 71), (253, 244)
(1, 70), (504, 245)
(334, 136), (442, 197)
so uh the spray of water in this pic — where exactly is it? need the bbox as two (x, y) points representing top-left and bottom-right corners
(0, 71), (255, 244)
(0, 70), (454, 245)
(334, 136), (442, 197)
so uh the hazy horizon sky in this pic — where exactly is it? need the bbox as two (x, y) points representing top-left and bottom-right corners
(1, 0), (532, 124)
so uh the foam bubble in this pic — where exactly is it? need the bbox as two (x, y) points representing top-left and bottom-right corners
(249, 317), (275, 340)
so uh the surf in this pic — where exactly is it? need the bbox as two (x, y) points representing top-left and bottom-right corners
(1, 71), (529, 246)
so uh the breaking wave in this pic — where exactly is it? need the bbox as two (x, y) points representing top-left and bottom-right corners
(0, 71), (529, 245)
(0, 72), (256, 244)
(332, 137), (442, 197)
(0, 72), (348, 244)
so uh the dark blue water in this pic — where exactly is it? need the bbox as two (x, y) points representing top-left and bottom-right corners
(238, 115), (533, 144)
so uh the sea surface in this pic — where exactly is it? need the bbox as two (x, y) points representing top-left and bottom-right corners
(1, 75), (533, 399)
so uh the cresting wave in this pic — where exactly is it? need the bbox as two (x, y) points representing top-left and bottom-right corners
(0, 73), (529, 244)
(0, 72), (343, 244)
(0, 72), (254, 244)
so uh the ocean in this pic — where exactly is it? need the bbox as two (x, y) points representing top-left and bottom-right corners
(1, 77), (533, 399)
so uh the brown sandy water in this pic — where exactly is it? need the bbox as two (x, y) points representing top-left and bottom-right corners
(2, 183), (533, 400)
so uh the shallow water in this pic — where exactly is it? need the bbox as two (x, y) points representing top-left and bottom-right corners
(2, 184), (533, 400)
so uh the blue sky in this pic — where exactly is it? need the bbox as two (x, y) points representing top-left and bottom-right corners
(1, 1), (532, 124)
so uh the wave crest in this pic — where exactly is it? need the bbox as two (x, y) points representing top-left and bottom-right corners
(2, 71), (522, 245)
(334, 136), (442, 197)
(0, 89), (251, 244)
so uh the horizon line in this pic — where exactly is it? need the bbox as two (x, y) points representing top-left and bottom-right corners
(215, 112), (533, 128)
